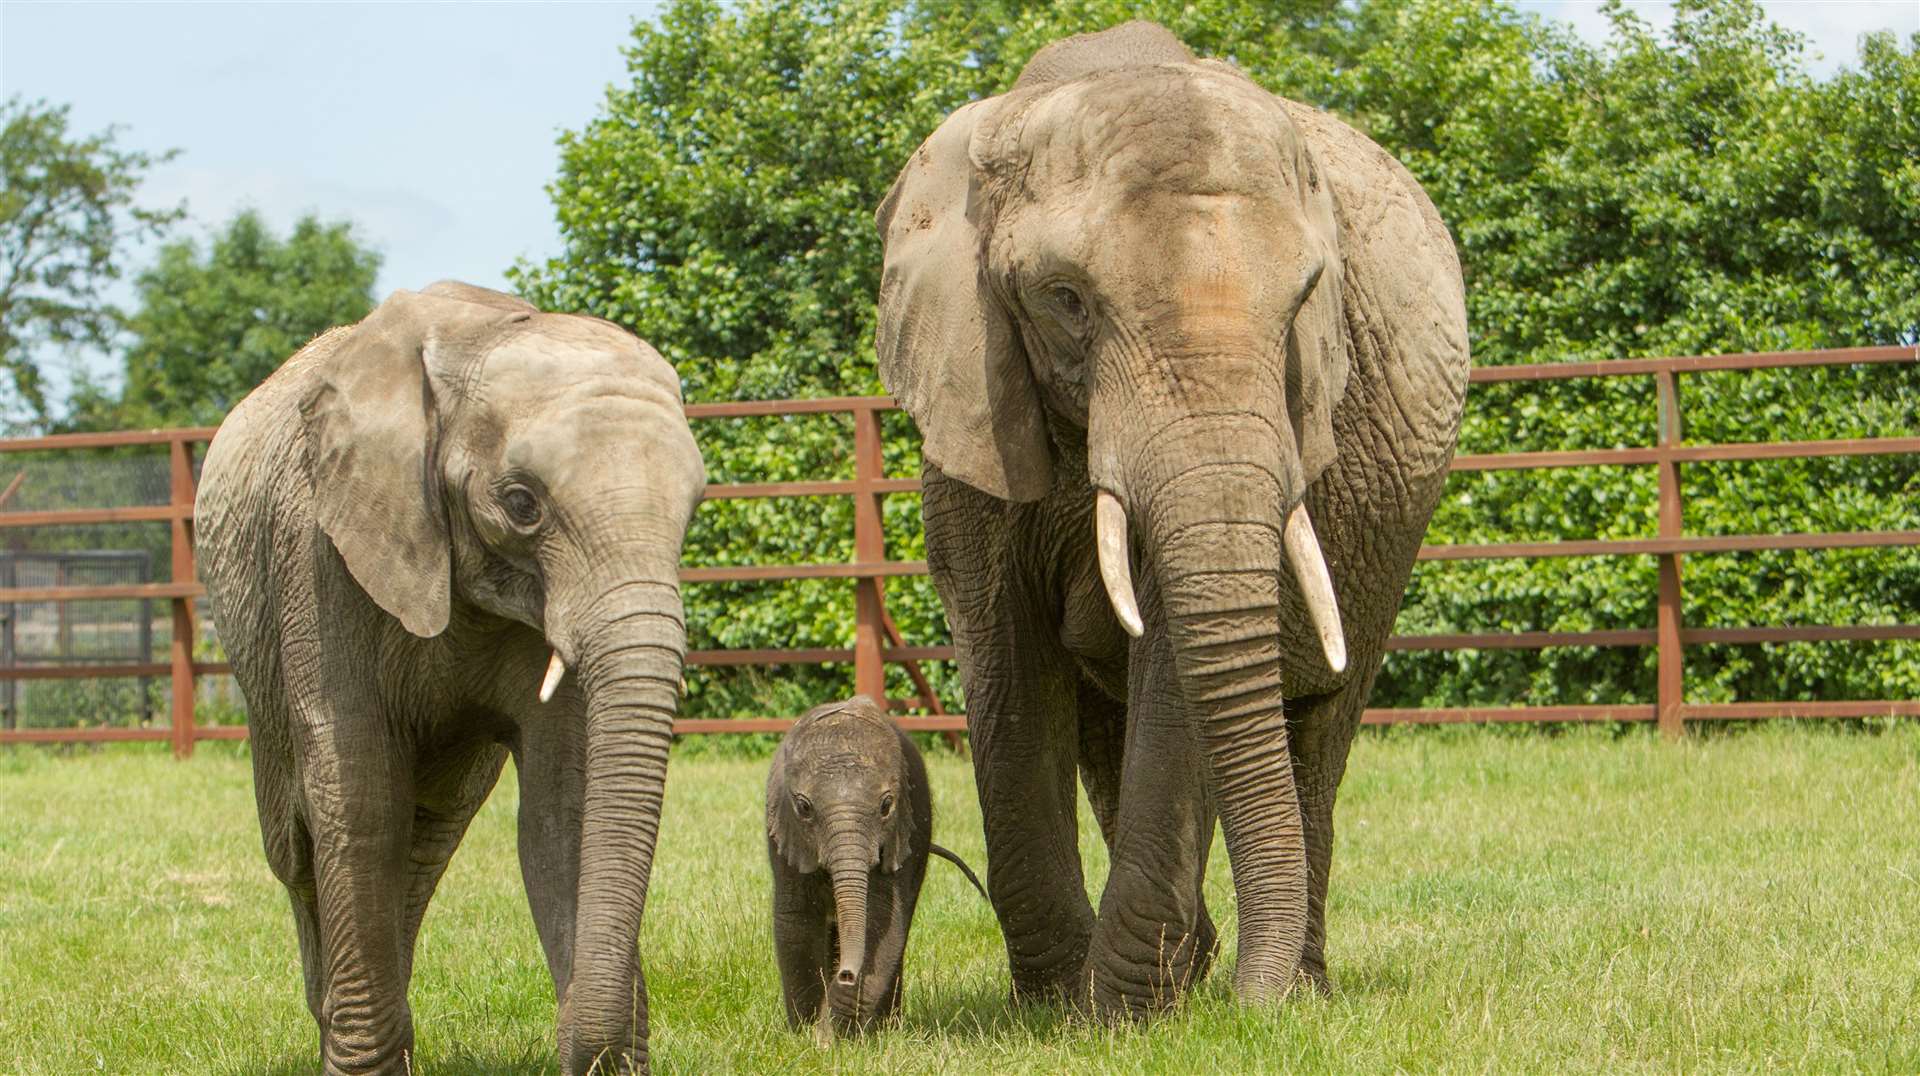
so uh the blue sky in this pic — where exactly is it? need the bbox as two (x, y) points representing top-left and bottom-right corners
(2, 1), (1914, 411)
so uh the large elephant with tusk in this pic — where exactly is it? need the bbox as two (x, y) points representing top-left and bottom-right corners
(196, 281), (705, 1074)
(875, 22), (1469, 1015)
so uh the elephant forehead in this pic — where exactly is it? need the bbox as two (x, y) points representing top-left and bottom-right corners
(1038, 67), (1293, 196)
(500, 394), (698, 494)
(793, 718), (898, 762)
(475, 318), (680, 402)
(797, 759), (895, 798)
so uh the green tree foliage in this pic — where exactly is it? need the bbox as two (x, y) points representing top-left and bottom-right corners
(0, 97), (183, 427)
(65, 210), (380, 430)
(518, 0), (1919, 718)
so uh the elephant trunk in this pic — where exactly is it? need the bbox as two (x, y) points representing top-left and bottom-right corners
(1130, 411), (1312, 1001)
(554, 575), (686, 1075)
(824, 814), (873, 1010)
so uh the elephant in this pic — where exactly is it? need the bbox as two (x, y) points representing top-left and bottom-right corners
(765, 695), (985, 1035)
(873, 22), (1470, 1016)
(195, 281), (705, 1074)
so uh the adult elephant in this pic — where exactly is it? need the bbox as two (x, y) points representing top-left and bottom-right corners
(874, 22), (1469, 1015)
(196, 282), (704, 1074)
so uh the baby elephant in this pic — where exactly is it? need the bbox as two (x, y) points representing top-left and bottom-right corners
(766, 695), (983, 1033)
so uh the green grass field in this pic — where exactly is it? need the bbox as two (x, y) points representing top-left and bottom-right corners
(4, 724), (1918, 1073)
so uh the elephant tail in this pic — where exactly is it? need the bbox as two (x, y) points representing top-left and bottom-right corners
(929, 843), (988, 900)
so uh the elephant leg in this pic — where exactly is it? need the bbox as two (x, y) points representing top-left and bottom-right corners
(289, 879), (326, 1028)
(852, 865), (920, 1029)
(514, 718), (586, 1001)
(926, 471), (1089, 1000)
(1285, 648), (1382, 993)
(772, 871), (831, 1030)
(300, 733), (418, 1076)
(399, 740), (508, 984)
(1087, 603), (1216, 1017)
(251, 731), (329, 1031)
(1077, 677), (1220, 988)
(1075, 678), (1125, 853)
(965, 638), (1089, 1002)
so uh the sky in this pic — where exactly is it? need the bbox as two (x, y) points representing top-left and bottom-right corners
(2, 0), (1915, 412)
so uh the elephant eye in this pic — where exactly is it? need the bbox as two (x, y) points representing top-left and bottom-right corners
(878, 793), (895, 818)
(1051, 285), (1086, 321)
(792, 794), (813, 821)
(501, 485), (542, 530)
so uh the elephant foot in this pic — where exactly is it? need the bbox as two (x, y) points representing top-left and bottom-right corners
(1085, 920), (1218, 1022)
(558, 1017), (647, 1076)
(1004, 926), (1095, 1008)
(1297, 950), (1333, 996)
(562, 1045), (646, 1076)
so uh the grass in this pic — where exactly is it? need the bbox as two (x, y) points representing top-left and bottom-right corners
(3, 723), (1918, 1073)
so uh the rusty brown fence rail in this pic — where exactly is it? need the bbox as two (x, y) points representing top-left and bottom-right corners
(1, 345), (1915, 753)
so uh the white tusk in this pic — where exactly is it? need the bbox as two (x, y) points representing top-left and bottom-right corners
(1284, 503), (1347, 674)
(538, 650), (567, 703)
(1095, 490), (1144, 638)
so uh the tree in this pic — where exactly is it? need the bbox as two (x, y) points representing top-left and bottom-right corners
(1352, 1), (1920, 709)
(0, 97), (182, 426)
(66, 210), (380, 430)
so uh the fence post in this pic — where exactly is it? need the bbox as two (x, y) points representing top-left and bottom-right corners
(168, 438), (198, 758)
(851, 406), (887, 701)
(1655, 371), (1686, 739)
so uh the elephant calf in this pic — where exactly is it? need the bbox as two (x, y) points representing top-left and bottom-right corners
(197, 281), (705, 1075)
(765, 695), (984, 1034)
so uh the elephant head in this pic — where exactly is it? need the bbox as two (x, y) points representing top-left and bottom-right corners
(299, 280), (704, 1064)
(876, 22), (1358, 996)
(767, 696), (917, 999)
(876, 23), (1346, 667)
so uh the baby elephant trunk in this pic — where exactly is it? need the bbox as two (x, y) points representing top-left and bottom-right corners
(827, 828), (872, 992)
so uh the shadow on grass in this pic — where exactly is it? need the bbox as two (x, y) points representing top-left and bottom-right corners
(903, 980), (1077, 1042)
(245, 1048), (559, 1076)
(904, 957), (1402, 1045)
(903, 975), (1250, 1038)
(1329, 958), (1415, 1000)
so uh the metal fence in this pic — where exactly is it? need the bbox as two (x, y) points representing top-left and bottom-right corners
(1, 345), (1915, 755)
(0, 549), (158, 729)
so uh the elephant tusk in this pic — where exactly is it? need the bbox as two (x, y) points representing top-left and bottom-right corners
(1284, 503), (1347, 674)
(538, 650), (567, 703)
(1095, 490), (1144, 638)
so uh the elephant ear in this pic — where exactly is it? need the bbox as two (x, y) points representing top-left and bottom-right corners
(765, 756), (820, 874)
(1284, 137), (1352, 491)
(299, 289), (526, 638)
(874, 98), (1053, 502)
(881, 725), (920, 875)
